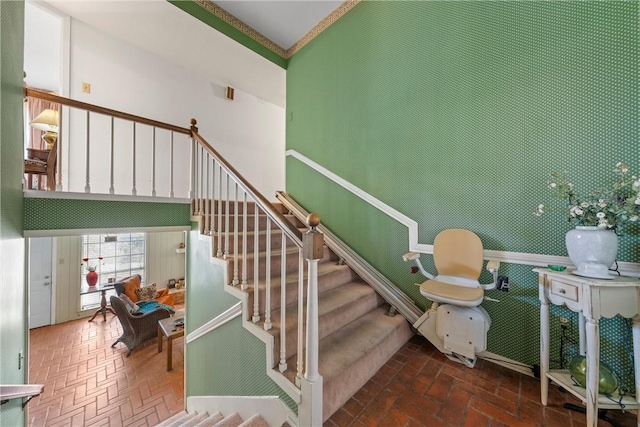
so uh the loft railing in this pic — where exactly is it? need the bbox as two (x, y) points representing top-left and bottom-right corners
(189, 119), (323, 426)
(0, 384), (44, 409)
(24, 88), (191, 198)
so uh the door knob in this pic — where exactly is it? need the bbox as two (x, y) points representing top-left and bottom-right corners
(44, 282), (50, 286)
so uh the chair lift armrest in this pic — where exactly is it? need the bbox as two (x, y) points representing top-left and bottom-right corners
(402, 252), (434, 280)
(481, 260), (501, 290)
(402, 252), (421, 262)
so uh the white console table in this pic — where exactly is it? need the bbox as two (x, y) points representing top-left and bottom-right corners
(535, 268), (640, 427)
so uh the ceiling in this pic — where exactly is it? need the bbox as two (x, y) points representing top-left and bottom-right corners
(36, 0), (345, 107)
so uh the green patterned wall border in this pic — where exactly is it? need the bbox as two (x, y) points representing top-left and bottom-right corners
(168, 0), (287, 69)
(24, 198), (190, 230)
(285, 0), (638, 393)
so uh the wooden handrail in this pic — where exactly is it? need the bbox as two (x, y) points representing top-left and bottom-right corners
(25, 88), (191, 135)
(189, 121), (303, 243)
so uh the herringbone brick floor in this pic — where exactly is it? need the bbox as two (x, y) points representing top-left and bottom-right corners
(327, 335), (637, 427)
(28, 309), (184, 427)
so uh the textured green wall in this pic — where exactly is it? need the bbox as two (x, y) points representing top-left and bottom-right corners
(0, 0), (27, 424)
(286, 1), (638, 393)
(185, 230), (296, 412)
(24, 198), (190, 230)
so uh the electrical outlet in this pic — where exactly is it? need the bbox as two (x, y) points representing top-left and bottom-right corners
(82, 82), (91, 93)
(497, 275), (509, 291)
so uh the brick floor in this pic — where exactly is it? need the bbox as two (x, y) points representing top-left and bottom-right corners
(29, 316), (635, 427)
(28, 308), (184, 427)
(326, 335), (637, 427)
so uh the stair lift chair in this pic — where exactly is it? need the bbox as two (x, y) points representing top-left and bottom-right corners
(403, 229), (500, 368)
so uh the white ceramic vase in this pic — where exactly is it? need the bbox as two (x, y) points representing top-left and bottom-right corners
(565, 226), (618, 279)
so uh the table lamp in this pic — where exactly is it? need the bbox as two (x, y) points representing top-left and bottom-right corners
(30, 108), (59, 150)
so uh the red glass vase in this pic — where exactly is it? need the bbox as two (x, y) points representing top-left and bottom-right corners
(86, 270), (98, 286)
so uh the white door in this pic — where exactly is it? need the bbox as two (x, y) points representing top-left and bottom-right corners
(30, 237), (53, 329)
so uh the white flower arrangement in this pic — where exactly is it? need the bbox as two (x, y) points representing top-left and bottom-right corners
(535, 162), (640, 229)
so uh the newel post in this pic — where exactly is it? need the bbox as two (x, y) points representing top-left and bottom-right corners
(300, 213), (324, 427)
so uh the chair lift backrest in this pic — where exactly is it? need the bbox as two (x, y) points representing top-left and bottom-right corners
(433, 229), (484, 281)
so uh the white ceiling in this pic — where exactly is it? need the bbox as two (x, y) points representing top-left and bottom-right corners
(35, 0), (341, 108)
(214, 1), (342, 50)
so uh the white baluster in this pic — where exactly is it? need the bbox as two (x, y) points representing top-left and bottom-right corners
(279, 231), (288, 373)
(224, 173), (230, 258)
(132, 123), (137, 196)
(198, 145), (204, 214)
(109, 117), (114, 194)
(252, 207), (260, 323)
(264, 219), (272, 331)
(241, 191), (248, 290)
(204, 153), (210, 235)
(169, 132), (174, 198)
(151, 127), (156, 197)
(188, 136), (195, 201)
(84, 111), (91, 193)
(232, 183), (239, 285)
(296, 250), (304, 387)
(216, 165), (223, 257)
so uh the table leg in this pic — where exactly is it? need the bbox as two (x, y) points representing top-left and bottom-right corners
(585, 317), (599, 427)
(167, 337), (173, 371)
(540, 298), (549, 405)
(158, 326), (163, 353)
(100, 290), (108, 321)
(632, 315), (640, 427)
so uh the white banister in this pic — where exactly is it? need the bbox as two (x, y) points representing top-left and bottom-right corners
(296, 250), (304, 387)
(241, 191), (248, 290)
(109, 117), (115, 194)
(170, 132), (175, 198)
(252, 206), (260, 323)
(279, 230), (288, 373)
(264, 218), (272, 331)
(224, 173), (230, 258)
(217, 166), (223, 257)
(132, 123), (137, 196)
(84, 111), (91, 193)
(204, 153), (210, 235)
(233, 183), (239, 285)
(151, 127), (157, 197)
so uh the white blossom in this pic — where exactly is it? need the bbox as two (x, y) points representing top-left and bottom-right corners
(581, 202), (589, 208)
(549, 182), (557, 188)
(596, 212), (605, 219)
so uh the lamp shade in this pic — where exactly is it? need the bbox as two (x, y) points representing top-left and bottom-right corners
(30, 109), (59, 132)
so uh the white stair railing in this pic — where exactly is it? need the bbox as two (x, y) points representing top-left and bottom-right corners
(189, 119), (323, 425)
(25, 88), (191, 198)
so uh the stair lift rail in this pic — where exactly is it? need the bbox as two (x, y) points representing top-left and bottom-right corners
(189, 120), (323, 427)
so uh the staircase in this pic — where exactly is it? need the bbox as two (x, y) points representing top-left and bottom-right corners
(157, 410), (270, 427)
(196, 199), (413, 423)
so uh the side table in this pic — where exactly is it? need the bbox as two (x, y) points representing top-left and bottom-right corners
(80, 283), (116, 322)
(158, 310), (185, 371)
(535, 268), (640, 427)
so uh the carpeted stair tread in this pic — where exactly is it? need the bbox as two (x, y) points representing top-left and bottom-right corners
(268, 281), (384, 365)
(238, 414), (270, 427)
(285, 306), (412, 421)
(212, 412), (243, 427)
(194, 412), (225, 427)
(185, 411), (210, 426)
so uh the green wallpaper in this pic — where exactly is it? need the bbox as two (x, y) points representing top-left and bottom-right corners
(185, 230), (296, 413)
(24, 198), (190, 230)
(286, 1), (638, 393)
(0, 0), (27, 425)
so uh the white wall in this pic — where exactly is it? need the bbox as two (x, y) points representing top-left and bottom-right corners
(63, 18), (285, 200)
(24, 1), (62, 92)
(52, 231), (185, 323)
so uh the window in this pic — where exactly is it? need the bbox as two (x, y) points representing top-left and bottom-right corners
(80, 233), (146, 310)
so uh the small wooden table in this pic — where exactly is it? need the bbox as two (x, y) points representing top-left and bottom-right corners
(158, 310), (185, 371)
(80, 283), (115, 322)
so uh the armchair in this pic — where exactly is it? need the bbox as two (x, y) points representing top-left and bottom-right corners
(24, 138), (57, 191)
(110, 296), (170, 357)
(113, 274), (174, 307)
